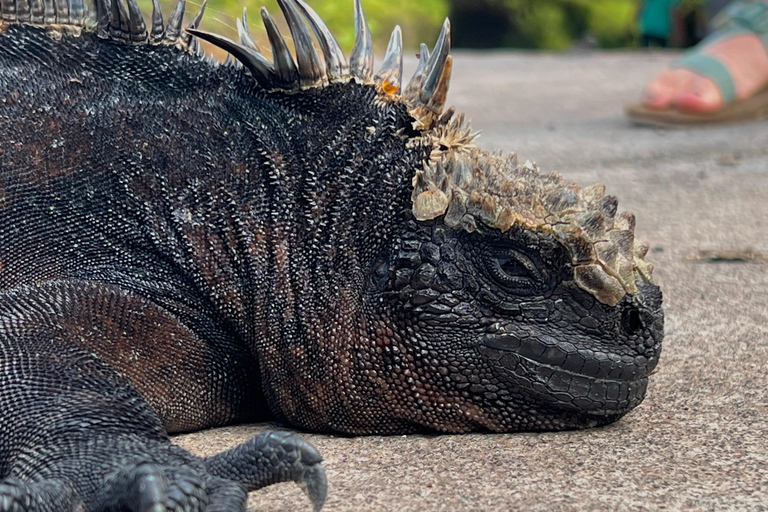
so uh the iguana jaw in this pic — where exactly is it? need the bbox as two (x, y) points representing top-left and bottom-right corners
(480, 317), (662, 417)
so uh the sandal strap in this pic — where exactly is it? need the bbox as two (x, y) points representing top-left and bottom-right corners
(712, 0), (768, 48)
(671, 0), (768, 106)
(672, 53), (737, 104)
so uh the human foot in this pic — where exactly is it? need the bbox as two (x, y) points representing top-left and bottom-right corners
(640, 0), (768, 115)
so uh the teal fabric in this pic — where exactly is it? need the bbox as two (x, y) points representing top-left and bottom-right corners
(674, 0), (768, 105)
(673, 53), (738, 103)
(639, 0), (681, 38)
(713, 0), (768, 48)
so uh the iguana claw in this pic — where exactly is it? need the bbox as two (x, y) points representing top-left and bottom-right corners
(204, 431), (327, 511)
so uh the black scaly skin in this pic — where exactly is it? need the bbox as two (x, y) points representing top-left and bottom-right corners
(0, 18), (663, 512)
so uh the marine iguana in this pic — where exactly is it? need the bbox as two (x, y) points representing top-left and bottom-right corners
(0, 0), (664, 510)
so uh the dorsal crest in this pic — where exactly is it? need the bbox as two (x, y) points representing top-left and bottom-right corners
(0, 0), (655, 306)
(188, 0), (453, 128)
(0, 0), (454, 129)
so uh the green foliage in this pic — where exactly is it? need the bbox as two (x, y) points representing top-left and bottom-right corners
(140, 0), (449, 52)
(516, 0), (638, 49)
(136, 0), (649, 52)
(451, 0), (640, 49)
(514, 3), (574, 50)
(585, 0), (637, 48)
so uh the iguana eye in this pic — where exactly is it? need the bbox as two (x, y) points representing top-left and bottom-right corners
(485, 249), (544, 295)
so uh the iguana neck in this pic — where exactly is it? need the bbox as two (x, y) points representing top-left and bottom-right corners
(159, 84), (427, 360)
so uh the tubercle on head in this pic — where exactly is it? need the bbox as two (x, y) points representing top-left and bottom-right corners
(7, 0), (655, 306)
(411, 142), (656, 307)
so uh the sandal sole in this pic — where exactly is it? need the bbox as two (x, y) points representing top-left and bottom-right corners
(625, 84), (768, 127)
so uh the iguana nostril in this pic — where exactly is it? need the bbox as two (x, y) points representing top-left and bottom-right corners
(621, 308), (644, 336)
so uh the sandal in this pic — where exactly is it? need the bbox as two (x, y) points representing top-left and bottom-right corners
(626, 0), (768, 126)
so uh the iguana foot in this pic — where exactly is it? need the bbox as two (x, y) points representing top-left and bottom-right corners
(100, 463), (217, 512)
(0, 431), (325, 512)
(204, 431), (327, 511)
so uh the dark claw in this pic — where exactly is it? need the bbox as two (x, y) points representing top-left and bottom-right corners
(123, 464), (169, 512)
(16, 0), (30, 22)
(94, 0), (109, 36)
(42, 0), (52, 23)
(29, 0), (42, 22)
(53, 0), (67, 23)
(403, 42), (430, 99)
(110, 0), (127, 38)
(1, 0), (17, 22)
(204, 431), (327, 511)
(69, 0), (84, 23)
(300, 463), (327, 512)
(375, 25), (403, 94)
(125, 0), (148, 42)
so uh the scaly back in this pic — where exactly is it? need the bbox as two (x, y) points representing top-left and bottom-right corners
(0, 0), (655, 307)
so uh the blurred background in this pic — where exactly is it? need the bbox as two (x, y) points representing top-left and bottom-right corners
(137, 0), (713, 53)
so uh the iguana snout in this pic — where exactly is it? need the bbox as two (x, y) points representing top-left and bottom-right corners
(479, 279), (663, 421)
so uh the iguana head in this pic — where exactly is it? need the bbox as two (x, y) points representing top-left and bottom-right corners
(192, 0), (663, 433)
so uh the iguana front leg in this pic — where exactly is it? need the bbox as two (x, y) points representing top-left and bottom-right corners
(0, 280), (326, 511)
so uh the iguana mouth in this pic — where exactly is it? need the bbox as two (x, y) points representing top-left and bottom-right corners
(479, 333), (660, 416)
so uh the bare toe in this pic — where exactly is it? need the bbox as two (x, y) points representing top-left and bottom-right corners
(673, 75), (724, 113)
(637, 6), (768, 116)
(642, 69), (693, 110)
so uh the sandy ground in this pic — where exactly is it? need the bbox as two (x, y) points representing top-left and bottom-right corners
(175, 51), (768, 512)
